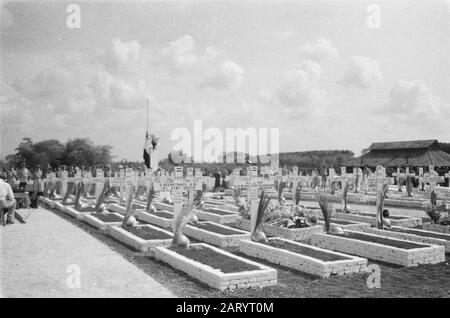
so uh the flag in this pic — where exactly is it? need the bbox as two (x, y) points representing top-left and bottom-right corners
(143, 131), (151, 169)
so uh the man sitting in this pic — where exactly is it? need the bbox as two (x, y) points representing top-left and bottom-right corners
(0, 172), (17, 224)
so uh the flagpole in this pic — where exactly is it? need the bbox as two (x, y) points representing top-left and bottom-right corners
(146, 97), (149, 135)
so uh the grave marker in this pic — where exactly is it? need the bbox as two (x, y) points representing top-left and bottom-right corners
(423, 165), (444, 192)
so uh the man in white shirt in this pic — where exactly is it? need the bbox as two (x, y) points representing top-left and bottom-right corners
(0, 172), (17, 224)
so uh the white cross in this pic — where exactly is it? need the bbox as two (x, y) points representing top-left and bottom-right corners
(367, 167), (394, 192)
(68, 171), (83, 186)
(423, 166), (444, 191)
(333, 167), (354, 188)
(327, 168), (340, 188)
(392, 167), (406, 190)
(282, 167), (302, 191)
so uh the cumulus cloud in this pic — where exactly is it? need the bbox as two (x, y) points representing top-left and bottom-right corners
(377, 79), (449, 122)
(261, 61), (327, 117)
(299, 38), (338, 62)
(2, 35), (246, 158)
(200, 60), (244, 90)
(99, 39), (142, 75)
(12, 39), (151, 115)
(158, 35), (244, 90)
(341, 56), (383, 88)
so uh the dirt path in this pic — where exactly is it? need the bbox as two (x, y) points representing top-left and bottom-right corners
(0, 207), (175, 298)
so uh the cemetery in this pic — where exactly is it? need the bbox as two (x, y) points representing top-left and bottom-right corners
(5, 131), (450, 297)
(3, 1), (450, 299)
(15, 144), (450, 296)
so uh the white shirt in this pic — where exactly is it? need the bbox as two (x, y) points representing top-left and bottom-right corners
(0, 179), (14, 201)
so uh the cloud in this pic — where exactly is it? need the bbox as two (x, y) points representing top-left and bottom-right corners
(158, 35), (244, 90)
(200, 59), (244, 90)
(299, 38), (338, 62)
(13, 41), (150, 114)
(1, 6), (14, 29)
(99, 39), (142, 75)
(261, 61), (327, 117)
(2, 35), (246, 158)
(376, 79), (449, 123)
(341, 56), (383, 88)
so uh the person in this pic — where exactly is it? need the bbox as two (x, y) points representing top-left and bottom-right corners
(213, 168), (221, 192)
(7, 167), (18, 188)
(18, 163), (31, 189)
(30, 166), (43, 208)
(0, 172), (17, 224)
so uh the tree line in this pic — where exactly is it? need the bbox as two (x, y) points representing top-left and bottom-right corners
(1, 137), (114, 169)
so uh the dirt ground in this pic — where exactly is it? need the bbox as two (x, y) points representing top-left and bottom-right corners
(45, 206), (450, 298)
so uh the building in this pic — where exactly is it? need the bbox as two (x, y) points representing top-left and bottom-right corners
(355, 139), (450, 168)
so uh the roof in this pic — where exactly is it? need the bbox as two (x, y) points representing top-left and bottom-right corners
(358, 147), (450, 167)
(369, 140), (438, 151)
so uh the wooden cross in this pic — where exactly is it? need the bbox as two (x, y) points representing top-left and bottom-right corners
(367, 166), (394, 192)
(246, 166), (260, 217)
(68, 170), (83, 186)
(423, 166), (444, 191)
(193, 168), (208, 192)
(60, 170), (69, 196)
(43, 172), (59, 196)
(258, 167), (276, 194)
(333, 167), (354, 189)
(92, 169), (105, 199)
(154, 167), (202, 215)
(82, 170), (95, 196)
(282, 167), (301, 191)
(327, 167), (340, 187)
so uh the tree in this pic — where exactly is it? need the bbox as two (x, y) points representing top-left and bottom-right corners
(5, 137), (114, 169)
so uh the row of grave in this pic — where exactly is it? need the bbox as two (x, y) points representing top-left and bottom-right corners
(37, 167), (449, 291)
(32, 163), (450, 214)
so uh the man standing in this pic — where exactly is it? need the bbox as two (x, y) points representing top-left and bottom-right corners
(0, 172), (17, 224)
(18, 163), (31, 189)
(214, 168), (221, 192)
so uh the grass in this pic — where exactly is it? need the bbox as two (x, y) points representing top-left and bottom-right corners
(45, 204), (450, 298)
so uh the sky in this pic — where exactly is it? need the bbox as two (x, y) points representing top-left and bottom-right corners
(1, 0), (449, 161)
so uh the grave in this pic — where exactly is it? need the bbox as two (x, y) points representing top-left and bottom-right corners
(421, 223), (450, 234)
(240, 237), (367, 278)
(362, 226), (450, 253)
(82, 212), (124, 230)
(234, 218), (323, 241)
(183, 221), (251, 248)
(153, 243), (277, 290)
(109, 223), (173, 252)
(333, 210), (422, 228)
(311, 230), (445, 267)
(137, 209), (174, 229)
